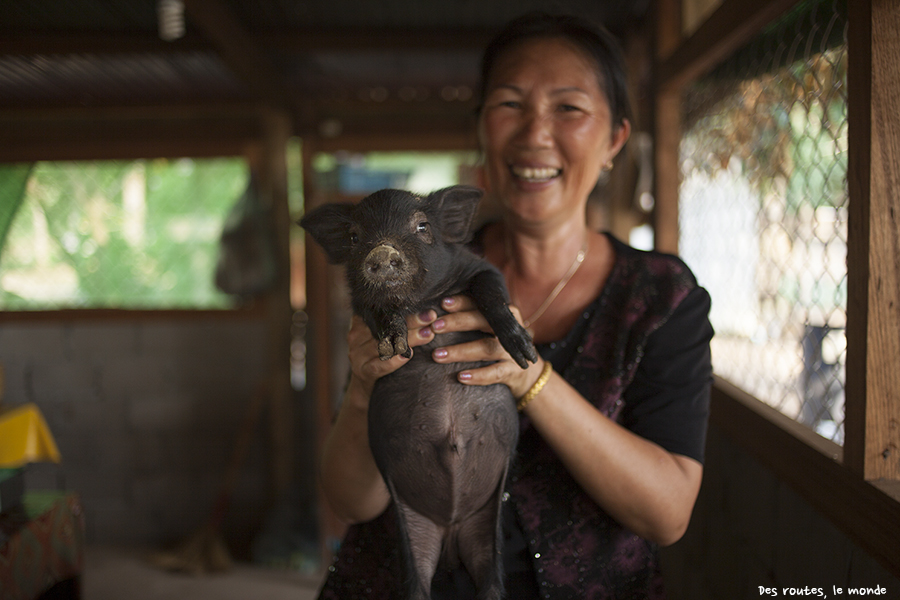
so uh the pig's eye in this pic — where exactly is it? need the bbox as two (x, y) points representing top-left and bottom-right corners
(349, 232), (359, 245)
(412, 214), (433, 243)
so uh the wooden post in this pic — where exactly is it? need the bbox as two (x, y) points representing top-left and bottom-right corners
(653, 91), (681, 255)
(605, 25), (653, 243)
(845, 0), (900, 481)
(253, 107), (295, 500)
(653, 0), (684, 254)
(300, 139), (347, 564)
(656, 0), (683, 61)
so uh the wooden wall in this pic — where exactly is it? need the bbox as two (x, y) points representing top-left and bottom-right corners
(661, 423), (900, 598)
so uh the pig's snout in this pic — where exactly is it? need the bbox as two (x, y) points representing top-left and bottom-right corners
(364, 244), (407, 283)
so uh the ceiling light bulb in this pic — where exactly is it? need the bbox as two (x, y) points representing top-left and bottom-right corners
(158, 0), (185, 41)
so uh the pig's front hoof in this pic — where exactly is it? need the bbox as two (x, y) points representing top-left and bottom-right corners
(510, 340), (539, 369)
(395, 336), (410, 358)
(377, 335), (410, 360)
(497, 324), (539, 369)
(377, 337), (394, 360)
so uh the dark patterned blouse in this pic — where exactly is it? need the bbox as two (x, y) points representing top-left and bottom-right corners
(318, 233), (713, 600)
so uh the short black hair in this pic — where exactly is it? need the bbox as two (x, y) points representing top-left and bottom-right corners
(477, 11), (632, 129)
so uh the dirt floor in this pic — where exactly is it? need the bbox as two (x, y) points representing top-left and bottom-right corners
(81, 546), (324, 600)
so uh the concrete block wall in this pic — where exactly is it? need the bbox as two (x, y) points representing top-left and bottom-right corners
(0, 316), (274, 550)
(661, 425), (900, 598)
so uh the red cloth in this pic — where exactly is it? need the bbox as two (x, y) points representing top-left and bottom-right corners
(0, 493), (84, 600)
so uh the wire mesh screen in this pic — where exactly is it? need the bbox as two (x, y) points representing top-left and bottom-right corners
(678, 0), (848, 443)
(0, 158), (248, 310)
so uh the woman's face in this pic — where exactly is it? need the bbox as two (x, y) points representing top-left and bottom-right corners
(478, 37), (630, 228)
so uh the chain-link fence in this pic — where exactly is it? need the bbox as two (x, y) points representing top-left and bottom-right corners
(0, 158), (248, 310)
(678, 0), (848, 443)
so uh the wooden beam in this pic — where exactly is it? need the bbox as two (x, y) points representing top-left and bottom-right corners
(264, 28), (492, 52)
(0, 99), (482, 159)
(0, 306), (265, 324)
(845, 0), (900, 481)
(0, 32), (209, 55)
(312, 132), (477, 154)
(0, 101), (265, 122)
(659, 0), (797, 91)
(301, 114), (479, 145)
(0, 28), (493, 57)
(183, 0), (288, 106)
(312, 96), (479, 116)
(0, 113), (262, 162)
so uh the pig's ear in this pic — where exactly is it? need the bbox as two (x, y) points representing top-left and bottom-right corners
(299, 204), (355, 264)
(427, 185), (483, 244)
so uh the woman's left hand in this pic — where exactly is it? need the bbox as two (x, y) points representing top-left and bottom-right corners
(429, 294), (545, 399)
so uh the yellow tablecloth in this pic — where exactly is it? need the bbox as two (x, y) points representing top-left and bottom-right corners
(0, 405), (61, 469)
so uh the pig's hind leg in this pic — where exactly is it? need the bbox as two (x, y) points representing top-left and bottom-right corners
(455, 471), (509, 600)
(392, 493), (444, 600)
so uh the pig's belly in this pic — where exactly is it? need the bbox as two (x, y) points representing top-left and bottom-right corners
(368, 353), (518, 526)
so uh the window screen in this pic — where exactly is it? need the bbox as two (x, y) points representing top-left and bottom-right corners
(678, 0), (848, 443)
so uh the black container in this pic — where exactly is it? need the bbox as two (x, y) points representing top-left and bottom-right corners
(0, 468), (24, 514)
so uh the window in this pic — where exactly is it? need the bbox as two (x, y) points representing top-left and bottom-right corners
(311, 150), (479, 197)
(678, 0), (848, 443)
(0, 158), (248, 310)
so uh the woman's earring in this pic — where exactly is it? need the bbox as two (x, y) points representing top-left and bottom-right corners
(602, 160), (614, 172)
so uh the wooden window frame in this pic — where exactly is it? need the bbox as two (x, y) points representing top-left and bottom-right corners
(0, 107), (297, 499)
(0, 106), (291, 321)
(0, 307), (266, 324)
(653, 0), (900, 578)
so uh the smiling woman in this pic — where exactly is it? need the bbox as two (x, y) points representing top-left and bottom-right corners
(477, 36), (630, 233)
(477, 37), (630, 233)
(317, 12), (713, 600)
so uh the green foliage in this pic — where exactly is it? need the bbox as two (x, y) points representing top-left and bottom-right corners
(682, 45), (847, 215)
(0, 164), (33, 262)
(0, 158), (248, 310)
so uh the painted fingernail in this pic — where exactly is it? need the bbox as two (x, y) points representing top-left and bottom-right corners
(432, 319), (446, 331)
(433, 348), (448, 359)
(458, 371), (472, 381)
(419, 327), (433, 339)
(442, 297), (456, 308)
(418, 310), (434, 323)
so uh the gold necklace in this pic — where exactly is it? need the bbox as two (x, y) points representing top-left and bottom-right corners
(509, 234), (589, 329)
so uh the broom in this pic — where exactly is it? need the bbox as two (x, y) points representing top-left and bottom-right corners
(149, 382), (268, 575)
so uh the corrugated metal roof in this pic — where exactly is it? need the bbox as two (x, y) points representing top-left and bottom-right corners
(221, 0), (644, 32)
(0, 52), (245, 106)
(0, 0), (650, 142)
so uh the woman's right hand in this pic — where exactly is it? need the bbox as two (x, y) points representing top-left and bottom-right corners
(345, 310), (439, 405)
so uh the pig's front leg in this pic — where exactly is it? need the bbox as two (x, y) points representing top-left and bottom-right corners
(466, 270), (538, 369)
(365, 310), (411, 360)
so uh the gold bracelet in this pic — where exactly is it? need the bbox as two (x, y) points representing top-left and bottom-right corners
(517, 361), (553, 411)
